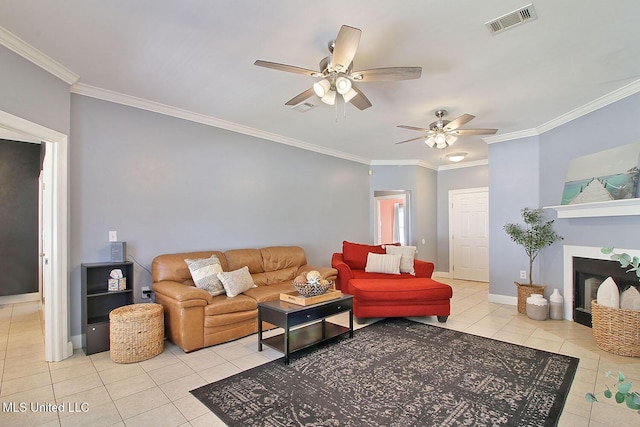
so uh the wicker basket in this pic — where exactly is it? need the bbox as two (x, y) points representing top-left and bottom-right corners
(109, 303), (164, 363)
(293, 280), (333, 297)
(591, 300), (640, 357)
(515, 282), (547, 314)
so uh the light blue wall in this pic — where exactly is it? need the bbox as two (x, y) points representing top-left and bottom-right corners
(436, 164), (489, 271)
(370, 165), (437, 262)
(0, 45), (70, 135)
(489, 91), (640, 299)
(489, 136), (541, 297)
(69, 95), (370, 336)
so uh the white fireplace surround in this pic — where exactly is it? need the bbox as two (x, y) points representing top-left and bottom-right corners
(563, 245), (640, 320)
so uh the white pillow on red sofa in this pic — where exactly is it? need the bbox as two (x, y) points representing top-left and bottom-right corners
(385, 245), (417, 275)
(364, 253), (402, 275)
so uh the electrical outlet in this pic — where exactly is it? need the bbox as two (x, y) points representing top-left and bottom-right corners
(109, 231), (118, 242)
(519, 270), (527, 280)
(141, 286), (152, 299)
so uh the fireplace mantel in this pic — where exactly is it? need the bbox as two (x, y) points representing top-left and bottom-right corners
(545, 198), (640, 218)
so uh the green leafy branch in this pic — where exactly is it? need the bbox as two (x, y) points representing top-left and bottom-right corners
(601, 247), (640, 281)
(586, 371), (640, 413)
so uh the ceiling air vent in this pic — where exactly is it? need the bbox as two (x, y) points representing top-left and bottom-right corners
(486, 3), (538, 35)
(291, 102), (316, 112)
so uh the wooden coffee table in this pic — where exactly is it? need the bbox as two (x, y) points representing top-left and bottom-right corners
(257, 294), (353, 364)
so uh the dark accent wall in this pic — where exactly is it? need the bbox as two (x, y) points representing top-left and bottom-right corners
(0, 139), (41, 296)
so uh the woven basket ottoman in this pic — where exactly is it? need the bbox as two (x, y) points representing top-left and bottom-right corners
(109, 303), (164, 363)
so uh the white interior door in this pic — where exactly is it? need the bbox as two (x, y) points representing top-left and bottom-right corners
(449, 188), (489, 282)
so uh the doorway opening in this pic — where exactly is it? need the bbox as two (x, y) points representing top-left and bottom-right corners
(0, 109), (72, 362)
(374, 191), (410, 246)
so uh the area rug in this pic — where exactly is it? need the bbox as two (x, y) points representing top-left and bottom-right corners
(190, 318), (578, 427)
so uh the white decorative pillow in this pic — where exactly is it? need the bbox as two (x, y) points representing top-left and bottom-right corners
(185, 255), (225, 296)
(364, 253), (402, 275)
(385, 245), (417, 275)
(217, 266), (257, 297)
(596, 277), (620, 309)
(620, 286), (640, 310)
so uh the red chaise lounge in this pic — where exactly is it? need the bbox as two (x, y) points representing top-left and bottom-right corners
(332, 241), (452, 323)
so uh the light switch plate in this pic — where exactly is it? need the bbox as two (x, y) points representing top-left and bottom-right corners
(109, 231), (118, 242)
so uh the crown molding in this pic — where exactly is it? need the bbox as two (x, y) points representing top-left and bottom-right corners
(438, 159), (488, 171)
(536, 78), (640, 134)
(369, 159), (438, 170)
(0, 26), (79, 85)
(485, 78), (640, 144)
(71, 83), (371, 165)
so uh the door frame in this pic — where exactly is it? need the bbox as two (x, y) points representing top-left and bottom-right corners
(448, 187), (489, 280)
(0, 109), (72, 362)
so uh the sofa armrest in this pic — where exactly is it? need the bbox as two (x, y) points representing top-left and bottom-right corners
(296, 265), (338, 282)
(152, 280), (212, 352)
(152, 280), (214, 305)
(331, 253), (354, 291)
(414, 259), (435, 278)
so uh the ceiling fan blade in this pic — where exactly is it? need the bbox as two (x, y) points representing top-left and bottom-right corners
(332, 25), (361, 72)
(285, 88), (316, 106)
(352, 67), (422, 82)
(254, 60), (319, 77)
(397, 124), (430, 132)
(443, 114), (475, 131)
(455, 128), (499, 136)
(395, 136), (426, 145)
(349, 87), (372, 110)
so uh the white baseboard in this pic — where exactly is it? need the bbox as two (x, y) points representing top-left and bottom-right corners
(433, 271), (451, 278)
(0, 292), (40, 305)
(489, 293), (517, 306)
(71, 334), (82, 350)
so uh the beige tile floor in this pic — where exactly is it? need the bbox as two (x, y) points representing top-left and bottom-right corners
(0, 278), (638, 426)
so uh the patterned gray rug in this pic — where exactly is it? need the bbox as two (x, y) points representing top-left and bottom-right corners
(190, 318), (578, 427)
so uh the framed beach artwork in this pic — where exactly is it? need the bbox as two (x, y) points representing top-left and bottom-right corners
(561, 141), (640, 205)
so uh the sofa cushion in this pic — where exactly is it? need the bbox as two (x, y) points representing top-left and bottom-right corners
(218, 266), (258, 297)
(224, 248), (268, 285)
(204, 294), (257, 316)
(243, 282), (296, 303)
(342, 241), (386, 270)
(185, 255), (225, 296)
(351, 270), (418, 280)
(349, 278), (453, 303)
(385, 245), (417, 275)
(365, 253), (402, 275)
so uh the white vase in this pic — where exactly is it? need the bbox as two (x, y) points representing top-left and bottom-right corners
(526, 294), (549, 321)
(549, 288), (564, 320)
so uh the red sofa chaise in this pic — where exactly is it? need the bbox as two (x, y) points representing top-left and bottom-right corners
(332, 241), (452, 323)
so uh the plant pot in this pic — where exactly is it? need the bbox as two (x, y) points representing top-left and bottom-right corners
(515, 282), (547, 314)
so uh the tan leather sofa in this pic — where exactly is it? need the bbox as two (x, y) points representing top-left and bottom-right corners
(152, 246), (337, 352)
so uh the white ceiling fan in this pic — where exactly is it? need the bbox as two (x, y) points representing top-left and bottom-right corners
(396, 110), (498, 148)
(254, 25), (422, 110)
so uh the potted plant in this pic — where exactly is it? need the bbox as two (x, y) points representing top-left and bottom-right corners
(504, 207), (563, 313)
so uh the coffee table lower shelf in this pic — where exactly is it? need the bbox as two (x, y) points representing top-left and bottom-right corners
(261, 321), (350, 356)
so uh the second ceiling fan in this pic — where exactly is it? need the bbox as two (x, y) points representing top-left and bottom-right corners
(396, 110), (498, 149)
(254, 25), (422, 110)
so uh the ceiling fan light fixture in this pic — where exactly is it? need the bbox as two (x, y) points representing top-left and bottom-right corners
(313, 79), (331, 97)
(445, 134), (457, 145)
(335, 76), (352, 94)
(321, 89), (336, 105)
(342, 88), (357, 102)
(425, 136), (436, 148)
(435, 132), (446, 145)
(446, 152), (467, 162)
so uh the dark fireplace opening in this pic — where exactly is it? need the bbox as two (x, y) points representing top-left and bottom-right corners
(573, 257), (639, 327)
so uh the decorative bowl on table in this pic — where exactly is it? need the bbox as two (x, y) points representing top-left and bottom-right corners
(293, 270), (333, 297)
